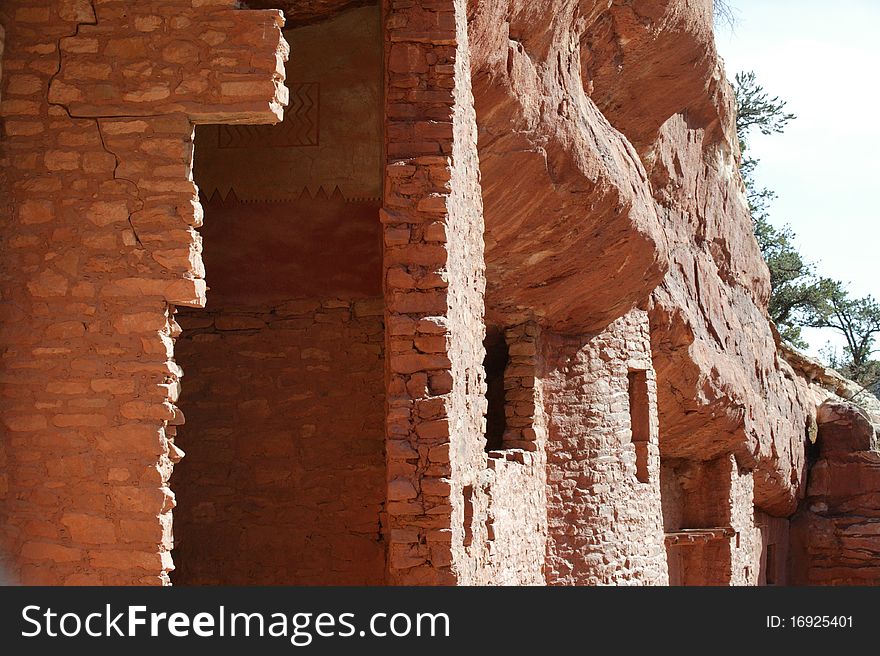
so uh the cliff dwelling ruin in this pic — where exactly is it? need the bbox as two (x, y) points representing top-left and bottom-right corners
(0, 0), (878, 587)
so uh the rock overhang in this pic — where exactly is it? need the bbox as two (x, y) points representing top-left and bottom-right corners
(242, 0), (375, 26)
(469, 0), (670, 334)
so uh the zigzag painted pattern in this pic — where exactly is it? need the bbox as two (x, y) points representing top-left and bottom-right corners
(218, 83), (319, 148)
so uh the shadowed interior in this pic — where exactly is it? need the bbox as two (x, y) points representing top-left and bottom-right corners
(171, 6), (386, 585)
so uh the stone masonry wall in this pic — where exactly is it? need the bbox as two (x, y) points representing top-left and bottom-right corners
(466, 450), (545, 585)
(459, 322), (547, 585)
(382, 0), (488, 585)
(543, 309), (668, 585)
(662, 455), (760, 585)
(0, 0), (286, 585)
(383, 0), (546, 586)
(728, 457), (760, 586)
(173, 298), (385, 585)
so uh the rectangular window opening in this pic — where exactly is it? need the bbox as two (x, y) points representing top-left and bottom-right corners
(766, 544), (777, 585)
(628, 370), (650, 484)
(483, 327), (509, 453)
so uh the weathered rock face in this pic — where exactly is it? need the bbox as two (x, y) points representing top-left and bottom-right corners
(244, 0), (371, 26)
(467, 0), (812, 520)
(790, 401), (880, 585)
(647, 113), (812, 517)
(0, 0), (876, 587)
(469, 0), (668, 333)
(469, 0), (812, 568)
(582, 0), (722, 154)
(579, 0), (812, 516)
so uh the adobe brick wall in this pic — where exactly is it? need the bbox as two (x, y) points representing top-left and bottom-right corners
(0, 0), (286, 585)
(543, 309), (668, 585)
(169, 186), (385, 585)
(173, 297), (385, 585)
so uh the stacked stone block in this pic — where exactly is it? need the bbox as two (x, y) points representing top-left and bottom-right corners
(382, 0), (486, 585)
(0, 0), (287, 585)
(173, 298), (386, 585)
(790, 402), (880, 584)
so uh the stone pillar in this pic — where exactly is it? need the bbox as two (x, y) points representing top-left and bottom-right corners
(382, 0), (487, 584)
(727, 459), (759, 585)
(543, 309), (668, 585)
(0, 0), (286, 585)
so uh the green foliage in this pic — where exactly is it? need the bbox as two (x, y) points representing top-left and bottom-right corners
(735, 71), (796, 234)
(734, 71), (818, 348)
(713, 1), (737, 30)
(752, 214), (842, 349)
(734, 71), (796, 146)
(808, 287), (880, 388)
(733, 71), (880, 389)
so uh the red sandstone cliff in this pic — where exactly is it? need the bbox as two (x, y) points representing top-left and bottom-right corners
(469, 0), (811, 518)
(0, 0), (876, 586)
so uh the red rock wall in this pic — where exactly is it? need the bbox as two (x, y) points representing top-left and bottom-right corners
(0, 24), (5, 99)
(469, 0), (668, 335)
(2, 0), (873, 589)
(383, 0), (548, 587)
(790, 402), (880, 585)
(543, 310), (668, 585)
(0, 0), (286, 585)
(468, 450), (546, 585)
(173, 297), (385, 585)
(170, 193), (385, 585)
(661, 458), (726, 586)
(647, 112), (811, 517)
(661, 455), (761, 585)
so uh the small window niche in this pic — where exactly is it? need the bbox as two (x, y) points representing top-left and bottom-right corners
(627, 370), (651, 484)
(483, 326), (509, 452)
(765, 544), (777, 585)
(462, 485), (474, 548)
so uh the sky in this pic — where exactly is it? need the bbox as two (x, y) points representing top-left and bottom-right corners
(714, 0), (880, 358)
